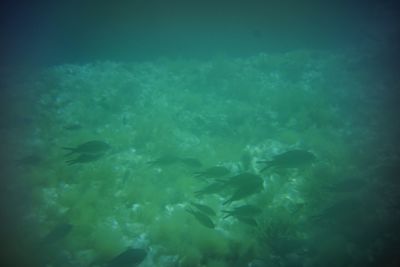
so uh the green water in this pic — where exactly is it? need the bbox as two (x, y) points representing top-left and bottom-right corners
(1, 50), (399, 266)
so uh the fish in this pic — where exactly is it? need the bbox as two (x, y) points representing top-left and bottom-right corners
(190, 202), (216, 217)
(180, 157), (203, 168)
(258, 149), (316, 172)
(106, 247), (147, 267)
(324, 176), (366, 192)
(147, 155), (180, 167)
(222, 173), (263, 188)
(223, 182), (263, 205)
(63, 123), (82, 130)
(236, 216), (258, 227)
(66, 153), (104, 165)
(194, 166), (230, 179)
(311, 197), (365, 224)
(369, 163), (400, 185)
(63, 140), (110, 156)
(194, 182), (226, 197)
(222, 204), (262, 219)
(186, 208), (215, 228)
(41, 223), (73, 245)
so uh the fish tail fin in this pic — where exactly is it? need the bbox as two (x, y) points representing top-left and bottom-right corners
(221, 211), (231, 219)
(65, 159), (76, 165)
(258, 160), (272, 172)
(185, 207), (195, 216)
(146, 161), (155, 166)
(192, 172), (202, 178)
(223, 199), (232, 206)
(62, 147), (76, 157)
(260, 164), (272, 172)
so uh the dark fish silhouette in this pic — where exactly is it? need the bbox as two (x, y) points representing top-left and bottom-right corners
(63, 123), (82, 130)
(222, 173), (263, 188)
(147, 155), (180, 167)
(194, 182), (226, 197)
(258, 149), (316, 172)
(223, 183), (263, 205)
(236, 216), (258, 227)
(66, 153), (104, 165)
(15, 154), (43, 166)
(325, 176), (366, 192)
(107, 247), (147, 267)
(222, 204), (262, 219)
(186, 208), (215, 228)
(41, 223), (73, 244)
(190, 202), (216, 217)
(63, 140), (110, 156)
(180, 157), (203, 168)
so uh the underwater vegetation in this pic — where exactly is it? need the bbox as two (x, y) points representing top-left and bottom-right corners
(8, 50), (399, 266)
